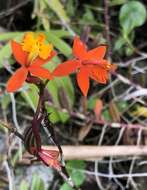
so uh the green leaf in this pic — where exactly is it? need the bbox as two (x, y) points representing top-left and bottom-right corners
(82, 8), (95, 22)
(117, 101), (128, 112)
(44, 56), (74, 123)
(67, 160), (86, 187)
(45, 32), (72, 57)
(66, 0), (76, 17)
(60, 160), (86, 190)
(1, 94), (11, 110)
(0, 43), (11, 67)
(31, 174), (45, 190)
(60, 183), (73, 190)
(46, 76), (74, 123)
(125, 46), (134, 56)
(119, 1), (147, 35)
(114, 36), (126, 51)
(102, 109), (112, 121)
(45, 0), (70, 22)
(39, 0), (50, 31)
(21, 84), (39, 111)
(60, 170), (86, 189)
(87, 97), (97, 110)
(109, 0), (127, 7)
(51, 30), (71, 38)
(47, 106), (69, 123)
(0, 32), (23, 41)
(0, 33), (23, 67)
(20, 180), (29, 190)
(71, 171), (85, 186)
(66, 160), (86, 172)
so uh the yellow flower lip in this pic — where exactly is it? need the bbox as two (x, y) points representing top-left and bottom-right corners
(21, 32), (53, 62)
(106, 63), (111, 69)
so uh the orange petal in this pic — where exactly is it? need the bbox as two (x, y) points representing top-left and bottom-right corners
(29, 66), (53, 80)
(83, 46), (106, 60)
(90, 66), (108, 84)
(53, 60), (81, 76)
(73, 36), (87, 59)
(76, 67), (89, 96)
(31, 51), (56, 67)
(11, 40), (28, 65)
(6, 67), (28, 92)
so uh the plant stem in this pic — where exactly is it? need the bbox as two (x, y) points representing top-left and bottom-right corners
(30, 79), (49, 150)
(0, 120), (24, 141)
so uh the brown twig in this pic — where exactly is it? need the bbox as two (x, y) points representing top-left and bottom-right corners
(104, 0), (111, 58)
(0, 0), (31, 18)
(0, 120), (24, 141)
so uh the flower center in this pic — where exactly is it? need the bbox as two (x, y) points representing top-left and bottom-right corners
(82, 60), (101, 65)
(21, 32), (53, 65)
(82, 59), (112, 70)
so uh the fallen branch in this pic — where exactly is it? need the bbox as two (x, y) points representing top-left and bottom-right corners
(22, 145), (147, 161)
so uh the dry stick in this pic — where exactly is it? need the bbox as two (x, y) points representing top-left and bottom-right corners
(10, 93), (23, 160)
(0, 0), (31, 18)
(39, 145), (147, 160)
(0, 120), (24, 141)
(95, 124), (107, 190)
(108, 127), (126, 190)
(126, 129), (142, 190)
(124, 107), (144, 189)
(3, 161), (14, 190)
(104, 0), (111, 58)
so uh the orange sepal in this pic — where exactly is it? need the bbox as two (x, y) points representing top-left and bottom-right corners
(83, 46), (106, 60)
(53, 60), (81, 77)
(76, 67), (89, 97)
(6, 67), (28, 92)
(73, 36), (87, 59)
(29, 66), (53, 80)
(11, 40), (28, 65)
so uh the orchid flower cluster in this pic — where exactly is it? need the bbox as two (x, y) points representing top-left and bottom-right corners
(6, 32), (116, 173)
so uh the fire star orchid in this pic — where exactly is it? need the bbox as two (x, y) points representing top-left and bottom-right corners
(53, 36), (116, 96)
(6, 32), (56, 92)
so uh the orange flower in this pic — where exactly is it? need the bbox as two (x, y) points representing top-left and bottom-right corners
(38, 148), (61, 170)
(53, 36), (116, 96)
(6, 32), (56, 92)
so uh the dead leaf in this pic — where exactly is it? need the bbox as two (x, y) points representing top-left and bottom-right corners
(123, 128), (147, 145)
(123, 128), (138, 145)
(78, 123), (93, 141)
(109, 101), (121, 122)
(94, 99), (103, 121)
